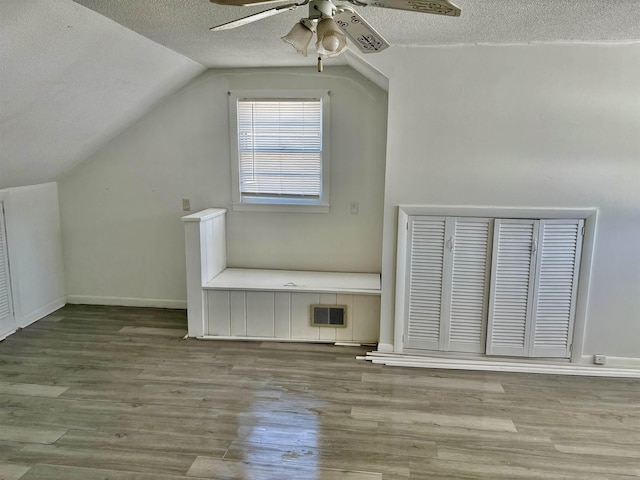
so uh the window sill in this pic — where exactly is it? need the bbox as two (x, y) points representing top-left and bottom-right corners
(231, 202), (330, 214)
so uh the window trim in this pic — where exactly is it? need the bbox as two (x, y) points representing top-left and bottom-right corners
(228, 90), (331, 213)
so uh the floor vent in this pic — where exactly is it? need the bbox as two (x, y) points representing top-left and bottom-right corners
(311, 305), (347, 327)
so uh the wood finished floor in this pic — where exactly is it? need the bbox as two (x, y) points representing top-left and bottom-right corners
(0, 305), (639, 479)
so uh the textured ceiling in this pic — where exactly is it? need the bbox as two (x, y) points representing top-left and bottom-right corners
(74, 0), (640, 68)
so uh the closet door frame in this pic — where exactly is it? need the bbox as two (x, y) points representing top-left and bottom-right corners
(394, 205), (597, 363)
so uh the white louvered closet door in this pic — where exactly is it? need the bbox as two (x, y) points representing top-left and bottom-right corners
(404, 217), (446, 350)
(0, 203), (15, 340)
(529, 220), (583, 358)
(443, 218), (493, 353)
(487, 218), (583, 358)
(404, 217), (492, 353)
(486, 219), (538, 356)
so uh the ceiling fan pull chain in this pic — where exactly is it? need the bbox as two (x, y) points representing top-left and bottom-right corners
(317, 56), (324, 72)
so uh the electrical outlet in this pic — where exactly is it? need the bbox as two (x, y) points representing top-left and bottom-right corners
(182, 198), (191, 212)
(594, 354), (606, 365)
(350, 202), (359, 215)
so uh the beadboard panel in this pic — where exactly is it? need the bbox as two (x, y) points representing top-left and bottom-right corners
(246, 291), (275, 337)
(207, 290), (230, 337)
(205, 290), (380, 343)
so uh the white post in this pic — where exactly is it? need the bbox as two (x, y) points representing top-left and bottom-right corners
(182, 208), (227, 337)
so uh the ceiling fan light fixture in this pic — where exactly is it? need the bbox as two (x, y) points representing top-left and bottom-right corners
(282, 20), (314, 57)
(315, 17), (347, 57)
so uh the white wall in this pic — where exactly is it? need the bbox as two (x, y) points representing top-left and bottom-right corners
(59, 67), (387, 308)
(0, 183), (66, 327)
(369, 43), (640, 359)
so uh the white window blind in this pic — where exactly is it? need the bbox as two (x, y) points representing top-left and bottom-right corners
(237, 99), (322, 200)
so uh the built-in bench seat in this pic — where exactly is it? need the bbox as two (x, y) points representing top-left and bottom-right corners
(205, 268), (380, 295)
(182, 209), (381, 343)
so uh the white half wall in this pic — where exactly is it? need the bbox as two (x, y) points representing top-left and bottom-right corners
(369, 43), (640, 359)
(59, 67), (388, 307)
(0, 183), (66, 327)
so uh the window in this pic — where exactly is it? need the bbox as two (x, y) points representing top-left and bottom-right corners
(229, 91), (330, 212)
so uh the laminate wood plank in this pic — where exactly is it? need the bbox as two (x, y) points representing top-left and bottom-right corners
(187, 456), (383, 480)
(0, 404), (244, 439)
(408, 457), (611, 480)
(554, 443), (640, 458)
(0, 382), (68, 398)
(0, 392), (247, 424)
(361, 371), (505, 393)
(23, 321), (124, 333)
(377, 421), (554, 446)
(57, 384), (282, 410)
(0, 364), (143, 386)
(0, 463), (30, 480)
(118, 326), (187, 337)
(7, 445), (196, 476)
(222, 442), (412, 478)
(229, 423), (437, 458)
(437, 444), (640, 477)
(351, 406), (518, 432)
(0, 425), (67, 444)
(19, 464), (199, 480)
(0, 442), (27, 463)
(54, 429), (229, 457)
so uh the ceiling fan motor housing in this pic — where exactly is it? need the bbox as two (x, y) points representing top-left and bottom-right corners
(309, 0), (336, 19)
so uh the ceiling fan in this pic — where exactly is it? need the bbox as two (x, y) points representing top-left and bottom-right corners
(209, 0), (460, 68)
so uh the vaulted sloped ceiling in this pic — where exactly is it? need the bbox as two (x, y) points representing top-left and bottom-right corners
(1, 0), (638, 189)
(0, 0), (205, 189)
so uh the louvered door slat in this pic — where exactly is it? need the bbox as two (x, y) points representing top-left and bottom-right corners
(405, 217), (446, 350)
(0, 204), (15, 339)
(486, 219), (537, 356)
(447, 218), (492, 353)
(530, 220), (583, 357)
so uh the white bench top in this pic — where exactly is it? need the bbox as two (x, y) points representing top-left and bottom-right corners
(182, 208), (227, 222)
(204, 268), (381, 295)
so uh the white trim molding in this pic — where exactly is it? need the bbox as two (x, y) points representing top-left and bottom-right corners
(364, 351), (640, 379)
(581, 355), (640, 368)
(18, 297), (66, 328)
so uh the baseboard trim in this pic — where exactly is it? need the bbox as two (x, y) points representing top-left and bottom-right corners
(0, 328), (17, 341)
(377, 343), (394, 353)
(364, 352), (640, 378)
(66, 295), (187, 310)
(198, 335), (378, 344)
(581, 354), (640, 368)
(18, 297), (66, 328)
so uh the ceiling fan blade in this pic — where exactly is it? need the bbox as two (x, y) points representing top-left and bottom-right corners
(334, 9), (389, 54)
(210, 3), (301, 31)
(365, 0), (461, 16)
(210, 0), (292, 7)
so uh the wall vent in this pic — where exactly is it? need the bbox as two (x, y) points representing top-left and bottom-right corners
(310, 305), (347, 328)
